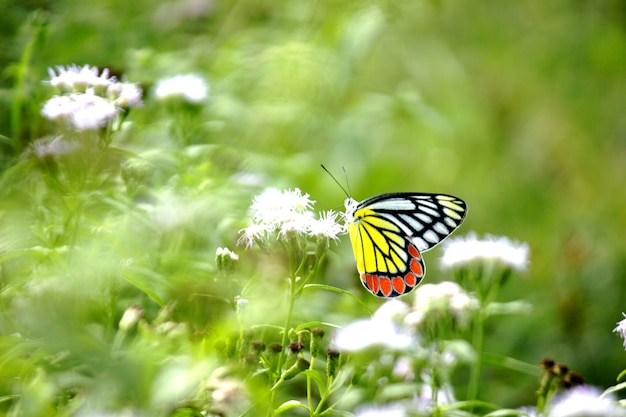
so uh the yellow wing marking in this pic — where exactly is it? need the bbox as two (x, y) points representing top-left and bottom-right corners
(349, 209), (408, 275)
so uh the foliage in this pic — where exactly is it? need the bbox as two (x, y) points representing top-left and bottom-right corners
(1, 0), (626, 416)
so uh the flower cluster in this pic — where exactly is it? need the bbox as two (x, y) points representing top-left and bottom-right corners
(42, 65), (142, 131)
(334, 282), (479, 352)
(440, 232), (530, 272)
(153, 74), (209, 104)
(238, 188), (343, 248)
(405, 281), (480, 329)
(531, 385), (626, 417)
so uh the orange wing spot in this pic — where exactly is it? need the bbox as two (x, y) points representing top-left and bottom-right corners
(392, 277), (405, 294)
(408, 244), (421, 259)
(365, 274), (379, 294)
(404, 272), (417, 287)
(410, 258), (424, 277)
(379, 277), (393, 297)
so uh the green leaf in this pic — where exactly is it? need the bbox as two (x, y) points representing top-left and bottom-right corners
(481, 352), (540, 376)
(302, 369), (326, 392)
(602, 381), (626, 398)
(274, 400), (309, 414)
(121, 266), (166, 306)
(294, 321), (340, 332)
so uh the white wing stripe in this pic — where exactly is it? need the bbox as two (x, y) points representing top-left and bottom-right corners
(423, 230), (440, 244)
(433, 221), (449, 235)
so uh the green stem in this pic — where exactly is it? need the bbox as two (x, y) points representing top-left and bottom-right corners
(268, 274), (298, 416)
(467, 310), (485, 404)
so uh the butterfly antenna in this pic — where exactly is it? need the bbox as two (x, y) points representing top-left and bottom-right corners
(321, 164), (350, 198)
(342, 166), (352, 197)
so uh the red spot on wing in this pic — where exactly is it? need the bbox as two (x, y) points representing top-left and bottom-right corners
(392, 277), (406, 294)
(358, 241), (426, 298)
(404, 272), (417, 287)
(410, 258), (424, 277)
(408, 243), (421, 259)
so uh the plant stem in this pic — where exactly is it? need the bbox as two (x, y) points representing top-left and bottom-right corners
(467, 310), (485, 404)
(268, 273), (298, 416)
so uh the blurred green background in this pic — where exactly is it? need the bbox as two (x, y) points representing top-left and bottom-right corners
(1, 0), (626, 411)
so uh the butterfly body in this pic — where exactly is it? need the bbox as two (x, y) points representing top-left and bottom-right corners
(345, 193), (467, 298)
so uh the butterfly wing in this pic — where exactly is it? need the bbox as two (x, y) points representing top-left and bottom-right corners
(346, 193), (467, 297)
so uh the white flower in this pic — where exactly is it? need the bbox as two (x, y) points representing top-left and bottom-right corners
(405, 281), (479, 327)
(238, 223), (269, 248)
(154, 74), (209, 103)
(613, 313), (626, 349)
(250, 188), (314, 225)
(70, 92), (119, 130)
(440, 232), (530, 271)
(47, 64), (115, 93)
(548, 385), (626, 417)
(354, 404), (406, 417)
(238, 188), (342, 247)
(41, 91), (118, 130)
(108, 82), (143, 108)
(308, 210), (343, 241)
(374, 299), (411, 322)
(333, 316), (413, 352)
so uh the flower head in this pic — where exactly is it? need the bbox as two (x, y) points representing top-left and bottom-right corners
(440, 232), (529, 272)
(41, 91), (118, 130)
(333, 301), (414, 352)
(154, 74), (209, 104)
(613, 313), (626, 349)
(333, 317), (413, 352)
(405, 281), (479, 328)
(238, 188), (342, 248)
(47, 64), (115, 93)
(107, 82), (143, 108)
(308, 210), (343, 241)
(42, 65), (143, 133)
(548, 385), (626, 417)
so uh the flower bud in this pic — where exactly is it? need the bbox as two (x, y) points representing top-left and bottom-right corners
(326, 348), (340, 378)
(118, 305), (144, 331)
(216, 247), (239, 273)
(283, 358), (310, 380)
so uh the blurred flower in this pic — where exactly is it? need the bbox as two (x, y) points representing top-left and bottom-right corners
(354, 404), (406, 417)
(41, 91), (118, 130)
(334, 301), (414, 352)
(440, 232), (529, 271)
(374, 299), (411, 322)
(238, 188), (342, 248)
(613, 312), (626, 349)
(42, 65), (142, 133)
(32, 136), (79, 160)
(119, 305), (144, 331)
(107, 82), (143, 108)
(216, 247), (239, 273)
(47, 64), (115, 93)
(547, 385), (626, 417)
(404, 281), (479, 328)
(333, 317), (413, 351)
(153, 74), (209, 103)
(206, 375), (250, 416)
(517, 406), (538, 417)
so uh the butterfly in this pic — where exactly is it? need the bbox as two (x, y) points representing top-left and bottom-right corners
(344, 193), (467, 297)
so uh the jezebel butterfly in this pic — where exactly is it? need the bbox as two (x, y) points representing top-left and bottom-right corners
(345, 193), (467, 298)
